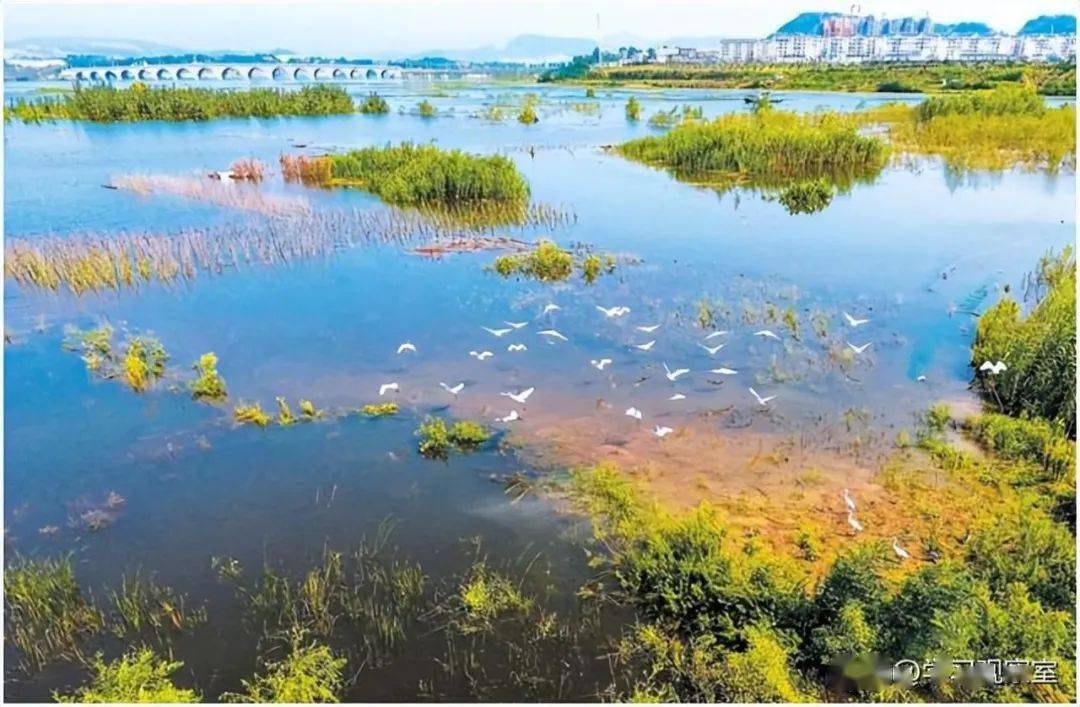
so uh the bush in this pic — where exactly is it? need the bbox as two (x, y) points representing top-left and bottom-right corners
(416, 417), (489, 457)
(448, 420), (490, 448)
(916, 84), (1046, 121)
(234, 402), (271, 428)
(776, 179), (834, 214)
(227, 633), (345, 703)
(492, 241), (574, 282)
(416, 100), (437, 118)
(625, 97), (642, 121)
(55, 648), (199, 703)
(358, 92), (390, 114)
(189, 352), (227, 402)
(966, 413), (1074, 480)
(361, 402), (398, 417)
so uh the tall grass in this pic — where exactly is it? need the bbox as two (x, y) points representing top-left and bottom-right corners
(7, 83), (355, 122)
(290, 143), (530, 208)
(54, 648), (200, 703)
(618, 109), (887, 189)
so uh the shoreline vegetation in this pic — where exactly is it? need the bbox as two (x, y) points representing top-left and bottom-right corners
(5, 83), (355, 122)
(547, 61), (1076, 96)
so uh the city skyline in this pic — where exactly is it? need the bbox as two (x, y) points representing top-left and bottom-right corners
(5, 0), (1078, 57)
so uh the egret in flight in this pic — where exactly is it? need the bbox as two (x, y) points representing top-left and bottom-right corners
(847, 342), (872, 354)
(397, 342), (417, 354)
(379, 382), (399, 396)
(483, 326), (513, 337)
(625, 407), (643, 420)
(590, 358), (612, 370)
(979, 360), (1007, 375)
(501, 387), (535, 404)
(596, 305), (631, 318)
(505, 321), (528, 329)
(754, 330), (780, 340)
(538, 329), (568, 341)
(469, 350), (494, 360)
(663, 363), (689, 382)
(748, 387), (776, 406)
(636, 324), (660, 333)
(634, 340), (656, 351)
(653, 425), (674, 438)
(699, 343), (724, 355)
(843, 312), (870, 327)
(710, 367), (737, 375)
(439, 382), (465, 396)
(507, 344), (527, 352)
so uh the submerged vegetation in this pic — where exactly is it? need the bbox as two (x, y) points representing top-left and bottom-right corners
(225, 631), (346, 703)
(775, 178), (835, 214)
(189, 352), (228, 402)
(62, 325), (169, 392)
(361, 402), (399, 417)
(6, 83), (355, 122)
(283, 143), (530, 209)
(491, 240), (617, 284)
(415, 417), (491, 458)
(358, 92), (390, 115)
(54, 648), (200, 703)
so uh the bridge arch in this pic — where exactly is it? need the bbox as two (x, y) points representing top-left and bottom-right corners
(365, 68), (378, 80)
(139, 68), (154, 81)
(176, 67), (195, 80)
(248, 66), (267, 80)
(75, 71), (87, 81)
(197, 67), (216, 80)
(313, 66), (331, 80)
(221, 67), (242, 80)
(104, 70), (118, 81)
(272, 66), (288, 80)
(293, 67), (310, 81)
(381, 69), (393, 79)
(349, 68), (363, 80)
(332, 68), (347, 80)
(156, 68), (173, 80)
(120, 69), (134, 80)
(89, 70), (101, 81)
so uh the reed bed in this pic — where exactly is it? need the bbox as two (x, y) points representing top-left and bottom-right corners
(112, 174), (311, 217)
(6, 83), (355, 123)
(7, 202), (575, 297)
(229, 158), (266, 182)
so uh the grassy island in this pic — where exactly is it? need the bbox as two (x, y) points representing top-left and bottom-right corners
(6, 83), (355, 122)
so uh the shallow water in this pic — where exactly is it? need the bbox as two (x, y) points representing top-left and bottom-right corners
(3, 81), (1075, 700)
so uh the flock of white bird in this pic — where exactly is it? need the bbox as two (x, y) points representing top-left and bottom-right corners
(844, 486), (911, 560)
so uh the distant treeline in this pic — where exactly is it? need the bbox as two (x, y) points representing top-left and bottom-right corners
(5, 83), (356, 122)
(554, 61), (1076, 96)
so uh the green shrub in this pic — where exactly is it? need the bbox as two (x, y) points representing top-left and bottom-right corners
(189, 352), (227, 402)
(777, 179), (835, 214)
(416, 417), (489, 456)
(361, 402), (398, 417)
(227, 633), (345, 703)
(916, 84), (1046, 121)
(234, 402), (271, 428)
(55, 648), (199, 702)
(448, 420), (490, 448)
(416, 99), (437, 118)
(359, 92), (390, 114)
(491, 240), (574, 282)
(967, 413), (1074, 480)
(625, 96), (642, 121)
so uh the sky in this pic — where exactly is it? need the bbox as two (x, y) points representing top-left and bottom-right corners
(4, 0), (1077, 55)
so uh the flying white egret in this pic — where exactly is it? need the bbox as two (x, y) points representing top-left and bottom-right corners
(704, 331), (729, 340)
(590, 358), (613, 370)
(748, 387), (776, 406)
(653, 425), (674, 438)
(505, 321), (528, 329)
(668, 393), (686, 401)
(497, 410), (520, 423)
(754, 330), (780, 340)
(634, 340), (656, 351)
(663, 363), (689, 382)
(892, 537), (910, 560)
(596, 305), (631, 318)
(979, 360), (1007, 375)
(699, 343), (724, 355)
(710, 367), (738, 375)
(842, 488), (856, 513)
(538, 329), (568, 341)
(636, 324), (660, 333)
(507, 344), (527, 352)
(469, 350), (494, 360)
(847, 511), (864, 533)
(501, 387), (535, 404)
(625, 407), (643, 420)
(541, 303), (560, 315)
(379, 382), (399, 396)
(847, 342), (872, 354)
(483, 326), (513, 337)
(916, 375), (927, 382)
(397, 342), (417, 354)
(439, 382), (465, 395)
(843, 312), (870, 327)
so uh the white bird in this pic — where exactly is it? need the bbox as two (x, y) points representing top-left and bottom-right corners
(397, 342), (417, 354)
(847, 511), (864, 534)
(483, 326), (513, 337)
(590, 358), (613, 370)
(663, 363), (690, 382)
(699, 343), (724, 355)
(634, 340), (656, 351)
(505, 321), (528, 329)
(668, 393), (686, 401)
(597, 305), (631, 318)
(843, 312), (870, 327)
(892, 537), (910, 560)
(979, 360), (1007, 375)
(469, 350), (494, 360)
(507, 343), (527, 352)
(704, 331), (729, 340)
(748, 387), (776, 406)
(710, 367), (738, 375)
(439, 382), (465, 395)
(379, 382), (398, 396)
(842, 488), (856, 513)
(754, 329), (780, 340)
(501, 387), (535, 404)
(538, 329), (568, 341)
(916, 375), (927, 382)
(847, 342), (872, 354)
(497, 410), (520, 423)
(625, 407), (643, 420)
(653, 425), (674, 438)
(541, 303), (560, 315)
(636, 324), (660, 333)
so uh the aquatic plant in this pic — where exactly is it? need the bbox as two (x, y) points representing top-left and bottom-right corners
(65, 324), (114, 371)
(916, 83), (1047, 121)
(110, 572), (207, 640)
(189, 352), (228, 402)
(966, 413), (1074, 481)
(448, 420), (490, 448)
(416, 99), (437, 118)
(972, 248), (1075, 436)
(776, 179), (835, 215)
(226, 629), (346, 703)
(625, 96), (642, 121)
(585, 87), (596, 98)
(455, 562), (533, 634)
(361, 402), (398, 417)
(54, 648), (199, 703)
(229, 158), (265, 182)
(276, 397), (296, 426)
(7, 83), (354, 123)
(234, 402), (272, 427)
(491, 240), (618, 284)
(4, 555), (105, 671)
(619, 108), (888, 189)
(122, 336), (167, 392)
(113, 173), (311, 216)
(517, 94), (539, 124)
(359, 92), (390, 114)
(299, 399), (324, 420)
(416, 417), (489, 457)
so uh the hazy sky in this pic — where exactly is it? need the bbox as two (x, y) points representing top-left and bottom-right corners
(5, 0), (1077, 55)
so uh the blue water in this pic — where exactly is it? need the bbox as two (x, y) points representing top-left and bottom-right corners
(3, 82), (1075, 700)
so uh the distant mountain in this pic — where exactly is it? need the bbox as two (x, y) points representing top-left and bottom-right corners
(397, 34), (596, 63)
(933, 22), (994, 36)
(5, 36), (186, 59)
(1018, 15), (1076, 35)
(774, 12), (841, 35)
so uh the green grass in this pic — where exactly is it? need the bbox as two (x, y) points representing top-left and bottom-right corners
(189, 352), (228, 402)
(361, 402), (399, 417)
(416, 99), (437, 118)
(7, 83), (354, 122)
(625, 96), (641, 121)
(618, 108), (887, 190)
(301, 143), (529, 208)
(234, 402), (271, 427)
(455, 562), (533, 634)
(776, 179), (834, 215)
(359, 92), (390, 115)
(415, 416), (491, 457)
(4, 555), (105, 671)
(110, 572), (207, 640)
(55, 648), (199, 703)
(492, 240), (617, 284)
(225, 630), (345, 703)
(122, 336), (167, 392)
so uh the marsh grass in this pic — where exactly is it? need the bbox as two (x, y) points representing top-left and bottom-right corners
(4, 555), (106, 671)
(361, 402), (399, 417)
(416, 417), (491, 457)
(190, 352), (228, 403)
(492, 240), (617, 284)
(112, 174), (311, 216)
(224, 629), (346, 703)
(122, 336), (168, 392)
(453, 562), (533, 635)
(276, 397), (296, 426)
(234, 402), (271, 427)
(625, 96), (642, 122)
(54, 648), (200, 703)
(359, 92), (390, 114)
(775, 179), (835, 215)
(110, 571), (208, 641)
(416, 99), (438, 118)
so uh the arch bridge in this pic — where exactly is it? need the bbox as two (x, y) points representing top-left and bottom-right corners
(58, 63), (404, 83)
